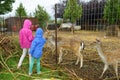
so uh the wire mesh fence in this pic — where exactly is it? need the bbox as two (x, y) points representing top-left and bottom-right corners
(56, 0), (120, 37)
(0, 0), (120, 37)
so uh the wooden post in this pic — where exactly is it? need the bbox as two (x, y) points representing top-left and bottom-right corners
(55, 4), (58, 65)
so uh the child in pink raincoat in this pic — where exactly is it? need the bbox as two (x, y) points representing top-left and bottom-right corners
(17, 19), (34, 69)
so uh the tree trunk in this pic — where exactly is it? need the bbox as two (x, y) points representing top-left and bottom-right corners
(71, 23), (75, 34)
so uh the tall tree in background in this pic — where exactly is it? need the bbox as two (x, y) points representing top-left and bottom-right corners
(15, 3), (27, 28)
(34, 5), (50, 28)
(63, 0), (82, 33)
(0, 0), (15, 14)
(15, 3), (27, 17)
(103, 0), (120, 24)
(103, 0), (120, 36)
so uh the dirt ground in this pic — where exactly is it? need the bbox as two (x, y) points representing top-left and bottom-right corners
(42, 31), (120, 80)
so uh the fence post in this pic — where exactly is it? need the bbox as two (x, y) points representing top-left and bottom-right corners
(55, 4), (58, 65)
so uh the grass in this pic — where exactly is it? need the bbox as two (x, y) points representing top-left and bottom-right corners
(0, 52), (66, 80)
(0, 35), (67, 80)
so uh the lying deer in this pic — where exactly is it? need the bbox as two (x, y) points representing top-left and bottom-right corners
(91, 39), (120, 80)
(45, 30), (85, 68)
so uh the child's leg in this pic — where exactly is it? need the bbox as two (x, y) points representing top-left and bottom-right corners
(17, 48), (27, 68)
(29, 57), (34, 75)
(28, 49), (31, 64)
(36, 58), (41, 74)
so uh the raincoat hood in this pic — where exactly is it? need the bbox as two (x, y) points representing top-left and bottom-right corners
(23, 19), (32, 29)
(35, 28), (43, 38)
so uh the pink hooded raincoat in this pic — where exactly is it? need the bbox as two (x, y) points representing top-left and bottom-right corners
(19, 19), (34, 48)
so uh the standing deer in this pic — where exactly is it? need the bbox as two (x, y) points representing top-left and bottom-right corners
(44, 30), (85, 68)
(91, 39), (120, 80)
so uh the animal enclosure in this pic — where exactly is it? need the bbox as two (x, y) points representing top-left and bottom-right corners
(0, 0), (120, 80)
(43, 30), (120, 80)
(0, 30), (120, 80)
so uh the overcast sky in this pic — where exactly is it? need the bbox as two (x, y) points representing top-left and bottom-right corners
(4, 0), (60, 19)
(4, 0), (91, 19)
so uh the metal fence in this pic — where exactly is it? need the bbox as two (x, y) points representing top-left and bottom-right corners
(56, 0), (120, 36)
(0, 0), (120, 37)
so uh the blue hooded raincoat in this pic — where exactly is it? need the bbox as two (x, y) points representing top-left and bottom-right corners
(30, 28), (46, 59)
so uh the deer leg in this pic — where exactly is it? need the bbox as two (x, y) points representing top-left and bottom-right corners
(100, 64), (108, 78)
(75, 52), (83, 68)
(75, 50), (80, 65)
(52, 48), (55, 56)
(113, 62), (119, 80)
(64, 50), (68, 56)
(58, 48), (63, 64)
(79, 53), (83, 68)
(75, 56), (79, 65)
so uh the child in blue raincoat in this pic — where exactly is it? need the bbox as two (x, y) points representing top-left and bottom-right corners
(29, 28), (46, 75)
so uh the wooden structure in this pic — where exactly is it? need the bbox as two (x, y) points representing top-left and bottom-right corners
(5, 17), (39, 32)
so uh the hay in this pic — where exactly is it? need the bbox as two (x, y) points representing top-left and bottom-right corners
(0, 34), (21, 55)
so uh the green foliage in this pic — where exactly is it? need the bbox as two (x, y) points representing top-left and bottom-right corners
(0, 52), (66, 80)
(15, 3), (27, 17)
(0, 73), (14, 80)
(103, 0), (120, 24)
(34, 5), (50, 28)
(63, 0), (82, 23)
(0, 0), (15, 14)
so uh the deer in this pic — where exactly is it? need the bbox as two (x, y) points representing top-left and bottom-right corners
(44, 29), (85, 68)
(57, 38), (85, 68)
(91, 39), (120, 80)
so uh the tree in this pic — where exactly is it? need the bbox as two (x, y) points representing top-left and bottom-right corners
(63, 0), (82, 33)
(15, 3), (27, 17)
(0, 0), (15, 14)
(28, 12), (34, 17)
(34, 5), (50, 28)
(103, 0), (120, 36)
(103, 0), (120, 25)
